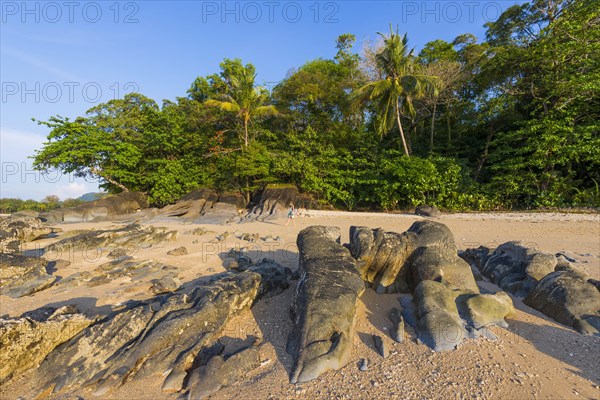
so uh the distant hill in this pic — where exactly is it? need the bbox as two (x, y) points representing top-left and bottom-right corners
(77, 192), (107, 202)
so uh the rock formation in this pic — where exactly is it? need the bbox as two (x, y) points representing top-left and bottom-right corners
(287, 226), (365, 383)
(350, 221), (478, 294)
(462, 241), (600, 335)
(0, 253), (56, 298)
(0, 305), (94, 384)
(0, 215), (54, 253)
(244, 185), (318, 222)
(45, 223), (177, 257)
(466, 241), (557, 297)
(31, 263), (290, 398)
(415, 205), (442, 217)
(39, 191), (147, 223)
(524, 270), (600, 335)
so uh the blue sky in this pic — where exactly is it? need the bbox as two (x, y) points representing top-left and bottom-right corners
(1, 0), (521, 200)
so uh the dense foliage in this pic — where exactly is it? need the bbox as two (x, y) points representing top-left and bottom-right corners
(32, 0), (599, 210)
(0, 196), (83, 213)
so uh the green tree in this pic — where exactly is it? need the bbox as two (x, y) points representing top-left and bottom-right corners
(204, 62), (278, 147)
(352, 26), (439, 156)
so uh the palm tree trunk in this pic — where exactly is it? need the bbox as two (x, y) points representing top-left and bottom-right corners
(243, 117), (249, 147)
(395, 99), (410, 157)
(430, 100), (437, 154)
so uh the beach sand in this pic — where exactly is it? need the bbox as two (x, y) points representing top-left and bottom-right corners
(1, 211), (599, 399)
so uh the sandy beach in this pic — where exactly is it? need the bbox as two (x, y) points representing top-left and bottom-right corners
(1, 211), (599, 399)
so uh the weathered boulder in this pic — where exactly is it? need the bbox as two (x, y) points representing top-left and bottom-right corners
(0, 306), (94, 384)
(0, 253), (56, 298)
(45, 224), (177, 256)
(31, 263), (290, 397)
(402, 284), (514, 351)
(388, 307), (405, 343)
(57, 256), (179, 289)
(524, 271), (600, 336)
(158, 189), (218, 219)
(0, 215), (53, 253)
(195, 192), (246, 224)
(480, 241), (558, 296)
(459, 246), (491, 270)
(167, 246), (188, 256)
(413, 280), (467, 351)
(350, 221), (478, 294)
(39, 192), (147, 223)
(244, 185), (318, 222)
(462, 292), (515, 329)
(186, 343), (261, 399)
(415, 205), (442, 217)
(287, 226), (365, 383)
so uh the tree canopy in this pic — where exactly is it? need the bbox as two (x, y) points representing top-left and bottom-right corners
(32, 0), (599, 210)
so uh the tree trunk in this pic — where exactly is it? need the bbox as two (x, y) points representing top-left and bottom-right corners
(395, 99), (410, 157)
(430, 100), (437, 154)
(243, 114), (249, 147)
(475, 127), (495, 181)
(91, 167), (129, 192)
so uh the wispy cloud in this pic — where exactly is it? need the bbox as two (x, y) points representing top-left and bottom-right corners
(1, 44), (84, 82)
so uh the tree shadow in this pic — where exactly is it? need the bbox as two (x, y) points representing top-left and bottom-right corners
(360, 287), (416, 342)
(250, 286), (295, 378)
(21, 296), (114, 319)
(502, 293), (600, 384)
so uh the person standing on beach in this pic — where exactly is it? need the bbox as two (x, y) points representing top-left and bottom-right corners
(285, 203), (296, 226)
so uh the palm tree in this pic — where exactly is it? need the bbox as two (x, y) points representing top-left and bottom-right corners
(205, 68), (278, 147)
(352, 26), (439, 156)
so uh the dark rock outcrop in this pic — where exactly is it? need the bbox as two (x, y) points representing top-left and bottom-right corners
(57, 256), (179, 289)
(479, 241), (558, 297)
(0, 215), (54, 253)
(0, 253), (56, 298)
(158, 189), (218, 219)
(524, 271), (600, 336)
(0, 305), (94, 384)
(244, 185), (317, 222)
(31, 264), (290, 398)
(167, 246), (188, 256)
(415, 205), (442, 217)
(39, 192), (147, 223)
(350, 221), (478, 294)
(287, 226), (365, 383)
(45, 224), (177, 256)
(413, 280), (467, 351)
(186, 342), (261, 399)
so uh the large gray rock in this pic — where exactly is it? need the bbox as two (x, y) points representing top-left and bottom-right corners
(0, 253), (56, 298)
(287, 226), (365, 383)
(244, 185), (318, 222)
(524, 271), (600, 336)
(403, 283), (515, 351)
(186, 343), (261, 399)
(350, 221), (478, 294)
(413, 280), (467, 351)
(481, 241), (558, 296)
(158, 189), (218, 219)
(39, 191), (147, 223)
(57, 256), (179, 289)
(0, 215), (53, 253)
(0, 306), (94, 384)
(45, 224), (177, 256)
(415, 205), (441, 217)
(462, 292), (515, 329)
(31, 264), (290, 397)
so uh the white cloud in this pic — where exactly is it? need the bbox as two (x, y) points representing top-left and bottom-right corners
(54, 182), (90, 200)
